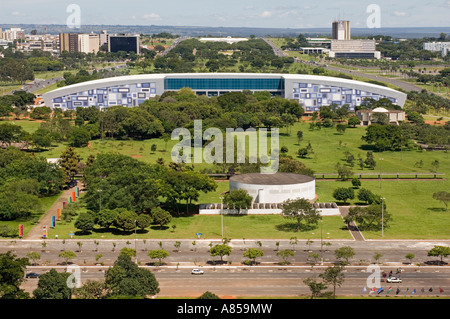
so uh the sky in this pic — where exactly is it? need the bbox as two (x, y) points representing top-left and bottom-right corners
(0, 0), (449, 29)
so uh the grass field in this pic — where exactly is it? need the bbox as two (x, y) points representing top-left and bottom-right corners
(5, 117), (450, 240)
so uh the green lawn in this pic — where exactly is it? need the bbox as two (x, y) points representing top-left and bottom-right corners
(1, 191), (62, 238)
(8, 119), (450, 240)
(47, 213), (350, 240)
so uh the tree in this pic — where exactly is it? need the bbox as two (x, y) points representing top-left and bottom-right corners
(151, 207), (172, 229)
(303, 278), (328, 299)
(364, 151), (376, 169)
(31, 128), (53, 150)
(336, 123), (347, 134)
(281, 198), (321, 231)
(277, 249), (295, 265)
(33, 269), (72, 299)
(74, 212), (95, 234)
(0, 122), (28, 147)
(114, 210), (138, 232)
(136, 214), (152, 230)
(95, 209), (119, 229)
(427, 245), (450, 265)
(58, 251), (76, 265)
(26, 252), (41, 266)
(432, 191), (450, 212)
(68, 126), (91, 147)
(334, 246), (355, 265)
(346, 204), (391, 231)
(405, 253), (415, 265)
(73, 280), (106, 299)
(335, 162), (353, 181)
(347, 116), (360, 128)
(148, 249), (170, 265)
(243, 248), (264, 265)
(0, 251), (30, 299)
(223, 189), (253, 213)
(351, 178), (361, 189)
(198, 291), (220, 299)
(105, 253), (160, 298)
(319, 265), (345, 298)
(332, 187), (355, 204)
(209, 244), (232, 263)
(59, 146), (80, 186)
(357, 188), (376, 204)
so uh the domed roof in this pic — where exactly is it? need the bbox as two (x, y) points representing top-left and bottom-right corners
(230, 173), (314, 185)
(372, 107), (389, 113)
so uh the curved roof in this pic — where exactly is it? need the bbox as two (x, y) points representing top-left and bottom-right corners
(372, 107), (389, 112)
(230, 173), (315, 185)
(43, 73), (407, 107)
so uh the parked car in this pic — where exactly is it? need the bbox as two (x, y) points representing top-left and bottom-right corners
(387, 276), (402, 283)
(191, 268), (204, 275)
(26, 272), (40, 278)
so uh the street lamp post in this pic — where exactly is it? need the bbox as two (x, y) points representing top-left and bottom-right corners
(379, 158), (384, 189)
(134, 219), (138, 264)
(381, 200), (384, 237)
(219, 196), (224, 238)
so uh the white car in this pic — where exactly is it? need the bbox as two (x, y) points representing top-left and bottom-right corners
(387, 277), (402, 283)
(191, 268), (204, 275)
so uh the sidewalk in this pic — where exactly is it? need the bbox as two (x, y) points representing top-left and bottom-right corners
(24, 186), (78, 240)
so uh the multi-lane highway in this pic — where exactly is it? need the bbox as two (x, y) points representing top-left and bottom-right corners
(3, 238), (449, 298)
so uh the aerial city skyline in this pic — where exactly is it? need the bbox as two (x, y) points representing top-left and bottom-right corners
(0, 0), (449, 28)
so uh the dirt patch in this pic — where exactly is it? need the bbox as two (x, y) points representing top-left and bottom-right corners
(131, 154), (142, 158)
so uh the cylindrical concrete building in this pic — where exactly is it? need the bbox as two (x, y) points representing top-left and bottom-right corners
(229, 173), (316, 204)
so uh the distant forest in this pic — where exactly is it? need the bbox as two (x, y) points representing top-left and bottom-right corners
(2, 24), (450, 38)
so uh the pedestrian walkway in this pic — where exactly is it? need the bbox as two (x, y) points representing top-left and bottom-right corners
(24, 186), (78, 240)
(338, 206), (365, 241)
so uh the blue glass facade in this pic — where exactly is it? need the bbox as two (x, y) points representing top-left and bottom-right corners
(165, 78), (285, 91)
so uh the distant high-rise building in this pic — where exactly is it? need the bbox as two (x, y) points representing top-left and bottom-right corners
(332, 20), (351, 40)
(423, 42), (450, 57)
(99, 30), (108, 46)
(78, 33), (100, 54)
(108, 35), (140, 54)
(59, 33), (79, 54)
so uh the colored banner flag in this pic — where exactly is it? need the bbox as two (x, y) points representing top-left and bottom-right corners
(412, 289), (416, 294)
(439, 288), (444, 293)
(377, 287), (384, 294)
(72, 191), (76, 202)
(43, 225), (47, 239)
(51, 216), (56, 228)
(362, 286), (367, 293)
(369, 287), (376, 294)
(69, 196), (72, 203)
(387, 287), (393, 294)
(63, 201), (67, 208)
(76, 187), (79, 197)
(19, 224), (23, 237)
(57, 208), (61, 220)
(396, 288), (400, 295)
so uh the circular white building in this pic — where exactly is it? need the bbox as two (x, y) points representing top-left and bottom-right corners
(229, 173), (316, 204)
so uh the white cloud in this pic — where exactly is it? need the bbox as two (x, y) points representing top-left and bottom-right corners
(393, 11), (409, 17)
(11, 11), (26, 16)
(260, 11), (272, 18)
(143, 13), (162, 21)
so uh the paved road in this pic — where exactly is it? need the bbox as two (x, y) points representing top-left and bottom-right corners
(3, 238), (449, 266)
(20, 265), (450, 298)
